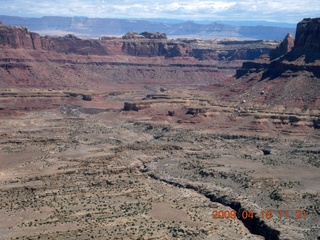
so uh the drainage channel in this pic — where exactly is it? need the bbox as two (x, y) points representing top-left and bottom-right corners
(147, 172), (281, 240)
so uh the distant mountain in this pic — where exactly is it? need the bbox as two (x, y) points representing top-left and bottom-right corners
(0, 15), (295, 40)
(218, 20), (296, 28)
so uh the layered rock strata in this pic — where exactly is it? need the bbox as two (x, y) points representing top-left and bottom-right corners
(0, 24), (278, 61)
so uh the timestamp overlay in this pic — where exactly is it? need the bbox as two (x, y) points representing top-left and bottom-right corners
(212, 209), (308, 220)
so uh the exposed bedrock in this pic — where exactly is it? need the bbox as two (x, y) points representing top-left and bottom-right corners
(148, 173), (281, 240)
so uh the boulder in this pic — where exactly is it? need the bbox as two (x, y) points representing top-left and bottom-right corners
(168, 111), (175, 116)
(186, 107), (207, 115)
(124, 102), (140, 111)
(81, 95), (92, 101)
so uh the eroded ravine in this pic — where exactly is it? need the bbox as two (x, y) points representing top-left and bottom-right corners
(145, 170), (280, 240)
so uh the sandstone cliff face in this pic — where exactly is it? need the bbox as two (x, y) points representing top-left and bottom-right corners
(42, 35), (109, 55)
(121, 41), (192, 58)
(0, 25), (42, 49)
(0, 25), (110, 55)
(295, 18), (320, 50)
(192, 41), (274, 61)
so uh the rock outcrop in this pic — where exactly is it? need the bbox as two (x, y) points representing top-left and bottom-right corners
(140, 32), (167, 39)
(237, 18), (320, 77)
(295, 18), (320, 50)
(122, 31), (145, 39)
(0, 25), (42, 49)
(234, 18), (320, 108)
(122, 31), (167, 40)
(269, 33), (294, 59)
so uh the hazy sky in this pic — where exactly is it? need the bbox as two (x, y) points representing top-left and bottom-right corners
(0, 0), (319, 23)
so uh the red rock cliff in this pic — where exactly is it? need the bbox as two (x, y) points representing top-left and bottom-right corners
(0, 25), (42, 49)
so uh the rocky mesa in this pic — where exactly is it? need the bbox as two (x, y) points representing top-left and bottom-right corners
(0, 22), (279, 60)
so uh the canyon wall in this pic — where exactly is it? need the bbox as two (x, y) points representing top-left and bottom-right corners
(0, 22), (280, 90)
(0, 23), (278, 61)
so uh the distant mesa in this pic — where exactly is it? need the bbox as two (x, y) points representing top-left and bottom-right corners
(0, 15), (295, 40)
(140, 31), (167, 40)
(122, 31), (145, 39)
(99, 36), (118, 40)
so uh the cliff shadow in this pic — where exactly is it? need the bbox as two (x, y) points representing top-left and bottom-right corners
(259, 69), (285, 81)
(258, 61), (286, 81)
(281, 49), (320, 64)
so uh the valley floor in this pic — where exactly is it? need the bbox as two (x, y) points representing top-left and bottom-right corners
(0, 86), (319, 240)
